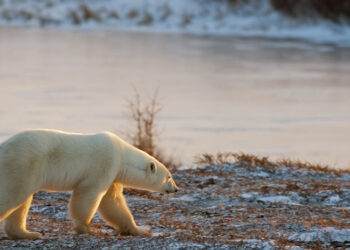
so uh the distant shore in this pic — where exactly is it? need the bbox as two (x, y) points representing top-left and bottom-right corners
(1, 0), (350, 46)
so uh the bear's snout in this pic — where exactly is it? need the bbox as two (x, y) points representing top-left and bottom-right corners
(165, 184), (178, 194)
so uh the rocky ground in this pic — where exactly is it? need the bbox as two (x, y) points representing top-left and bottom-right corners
(1, 155), (350, 249)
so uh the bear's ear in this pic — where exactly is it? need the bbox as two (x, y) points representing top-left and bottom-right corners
(149, 162), (156, 173)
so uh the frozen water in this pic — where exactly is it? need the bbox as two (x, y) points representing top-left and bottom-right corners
(0, 27), (350, 169)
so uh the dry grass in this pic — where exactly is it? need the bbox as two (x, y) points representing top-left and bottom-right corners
(194, 152), (350, 174)
(123, 89), (181, 170)
(194, 152), (237, 166)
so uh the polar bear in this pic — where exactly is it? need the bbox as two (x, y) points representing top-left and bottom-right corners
(0, 129), (178, 239)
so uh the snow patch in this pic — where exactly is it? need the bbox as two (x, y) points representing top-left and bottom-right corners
(167, 242), (207, 249)
(240, 192), (259, 201)
(252, 171), (270, 178)
(233, 239), (275, 249)
(241, 193), (298, 205)
(151, 232), (164, 237)
(288, 227), (350, 244)
(257, 195), (294, 204)
(325, 195), (341, 205)
(169, 194), (196, 202)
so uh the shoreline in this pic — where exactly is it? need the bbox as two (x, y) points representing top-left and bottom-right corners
(1, 0), (350, 47)
(1, 23), (350, 49)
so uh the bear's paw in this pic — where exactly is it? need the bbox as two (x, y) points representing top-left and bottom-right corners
(74, 224), (90, 234)
(7, 231), (42, 240)
(120, 225), (151, 236)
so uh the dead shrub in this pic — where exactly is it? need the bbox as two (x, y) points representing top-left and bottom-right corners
(123, 89), (181, 170)
(138, 12), (153, 25)
(128, 10), (139, 19)
(80, 4), (101, 22)
(108, 11), (119, 19)
(194, 152), (237, 166)
(69, 11), (81, 25)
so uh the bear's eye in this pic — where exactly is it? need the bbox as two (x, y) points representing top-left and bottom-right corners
(150, 162), (155, 173)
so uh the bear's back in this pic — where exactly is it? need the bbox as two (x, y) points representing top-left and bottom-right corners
(0, 129), (118, 192)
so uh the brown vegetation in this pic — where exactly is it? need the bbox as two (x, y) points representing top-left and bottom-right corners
(80, 4), (101, 22)
(124, 89), (180, 170)
(68, 4), (101, 25)
(194, 152), (350, 174)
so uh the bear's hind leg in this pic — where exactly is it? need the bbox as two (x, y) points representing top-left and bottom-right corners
(69, 188), (106, 234)
(0, 205), (16, 223)
(98, 183), (150, 236)
(5, 195), (42, 240)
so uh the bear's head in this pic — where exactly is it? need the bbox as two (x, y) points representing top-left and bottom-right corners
(120, 146), (178, 194)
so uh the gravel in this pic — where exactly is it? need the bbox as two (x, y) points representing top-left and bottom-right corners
(1, 161), (349, 249)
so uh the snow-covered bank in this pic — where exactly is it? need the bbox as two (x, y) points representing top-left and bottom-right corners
(1, 0), (350, 46)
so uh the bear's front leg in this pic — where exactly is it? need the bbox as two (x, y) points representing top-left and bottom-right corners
(5, 195), (42, 240)
(98, 183), (151, 236)
(69, 188), (106, 234)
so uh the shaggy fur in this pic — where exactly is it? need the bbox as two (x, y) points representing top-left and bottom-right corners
(0, 129), (178, 239)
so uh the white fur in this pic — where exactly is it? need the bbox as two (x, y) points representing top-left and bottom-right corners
(0, 129), (178, 239)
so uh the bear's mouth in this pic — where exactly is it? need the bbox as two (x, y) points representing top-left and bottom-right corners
(165, 189), (178, 195)
(163, 190), (173, 195)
